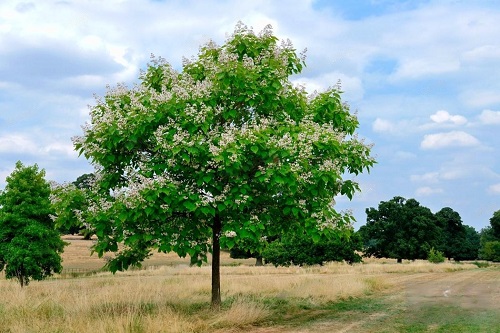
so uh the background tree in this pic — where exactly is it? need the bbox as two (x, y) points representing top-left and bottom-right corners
(52, 173), (95, 239)
(228, 235), (277, 266)
(479, 210), (500, 261)
(73, 173), (96, 190)
(0, 161), (66, 287)
(489, 210), (500, 239)
(74, 23), (375, 308)
(454, 225), (480, 261)
(434, 207), (467, 260)
(359, 196), (440, 263)
(262, 230), (362, 266)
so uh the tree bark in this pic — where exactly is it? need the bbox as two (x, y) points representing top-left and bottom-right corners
(211, 213), (222, 309)
(255, 256), (263, 266)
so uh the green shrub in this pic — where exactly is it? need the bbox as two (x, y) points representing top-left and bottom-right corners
(481, 241), (500, 262)
(427, 247), (445, 263)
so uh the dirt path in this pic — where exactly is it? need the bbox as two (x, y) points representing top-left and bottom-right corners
(243, 268), (500, 333)
(404, 268), (500, 310)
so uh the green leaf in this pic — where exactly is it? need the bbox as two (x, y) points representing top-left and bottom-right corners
(183, 201), (197, 212)
(311, 233), (321, 243)
(225, 238), (235, 249)
(250, 145), (258, 154)
(181, 153), (190, 163)
(125, 141), (134, 151)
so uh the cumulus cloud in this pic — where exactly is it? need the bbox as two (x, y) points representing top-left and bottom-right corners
(0, 134), (38, 154)
(430, 110), (467, 125)
(478, 109), (500, 125)
(416, 186), (443, 196)
(420, 131), (480, 149)
(372, 118), (395, 133)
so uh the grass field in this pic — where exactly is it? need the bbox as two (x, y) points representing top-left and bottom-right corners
(0, 236), (498, 332)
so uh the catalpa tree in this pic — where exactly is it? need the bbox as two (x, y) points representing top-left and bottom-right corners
(74, 23), (375, 308)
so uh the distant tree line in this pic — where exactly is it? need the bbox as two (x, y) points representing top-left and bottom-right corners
(231, 196), (500, 266)
(359, 196), (498, 263)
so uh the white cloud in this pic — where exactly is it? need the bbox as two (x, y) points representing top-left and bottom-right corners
(462, 45), (500, 62)
(372, 118), (418, 135)
(489, 183), (500, 194)
(372, 118), (395, 133)
(416, 186), (443, 196)
(294, 71), (364, 102)
(410, 172), (440, 184)
(0, 134), (38, 154)
(420, 131), (480, 149)
(43, 142), (78, 158)
(393, 57), (460, 80)
(478, 109), (500, 125)
(461, 90), (500, 108)
(430, 110), (467, 125)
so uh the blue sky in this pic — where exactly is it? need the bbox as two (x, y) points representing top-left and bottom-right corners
(1, 0), (499, 231)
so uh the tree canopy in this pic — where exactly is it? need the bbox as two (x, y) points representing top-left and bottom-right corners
(0, 161), (66, 287)
(489, 210), (500, 239)
(262, 230), (362, 267)
(51, 173), (95, 238)
(431, 208), (481, 261)
(479, 210), (500, 261)
(360, 197), (480, 262)
(359, 196), (441, 262)
(74, 23), (375, 307)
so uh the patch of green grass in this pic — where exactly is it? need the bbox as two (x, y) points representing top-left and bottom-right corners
(324, 296), (387, 314)
(258, 295), (387, 329)
(472, 261), (490, 268)
(373, 303), (500, 333)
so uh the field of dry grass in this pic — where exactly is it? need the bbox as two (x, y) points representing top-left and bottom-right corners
(0, 236), (496, 333)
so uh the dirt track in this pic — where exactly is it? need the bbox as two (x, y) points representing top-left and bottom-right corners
(404, 269), (500, 310)
(244, 268), (500, 333)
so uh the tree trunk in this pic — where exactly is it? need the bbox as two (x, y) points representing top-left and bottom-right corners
(397, 258), (402, 264)
(255, 256), (263, 266)
(211, 213), (222, 310)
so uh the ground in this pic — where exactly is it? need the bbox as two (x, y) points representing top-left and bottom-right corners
(243, 269), (500, 332)
(1, 236), (497, 332)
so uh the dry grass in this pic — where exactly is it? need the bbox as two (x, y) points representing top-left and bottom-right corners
(0, 236), (480, 333)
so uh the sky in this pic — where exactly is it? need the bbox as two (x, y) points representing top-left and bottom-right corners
(1, 0), (499, 231)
